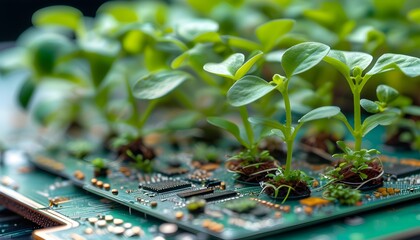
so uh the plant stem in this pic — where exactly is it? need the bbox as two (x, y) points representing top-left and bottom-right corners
(174, 89), (195, 110)
(124, 74), (140, 126)
(239, 106), (255, 153)
(281, 82), (293, 177)
(138, 100), (158, 131)
(353, 86), (362, 151)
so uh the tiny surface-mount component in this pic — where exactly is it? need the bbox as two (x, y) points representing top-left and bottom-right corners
(141, 180), (191, 193)
(177, 188), (214, 198)
(198, 190), (237, 202)
(103, 183), (111, 191)
(299, 197), (330, 207)
(73, 170), (85, 180)
(111, 189), (118, 195)
(175, 211), (184, 220)
(159, 223), (178, 235)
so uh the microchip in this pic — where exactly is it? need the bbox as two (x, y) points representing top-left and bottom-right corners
(198, 190), (237, 202)
(141, 180), (191, 193)
(384, 163), (420, 178)
(177, 188), (214, 198)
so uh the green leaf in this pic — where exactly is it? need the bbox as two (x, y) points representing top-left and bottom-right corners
(249, 117), (288, 136)
(323, 50), (373, 78)
(402, 106), (420, 116)
(362, 112), (399, 136)
(227, 75), (276, 107)
(17, 78), (36, 109)
(270, 129), (285, 140)
(408, 8), (420, 23)
(281, 42), (330, 78)
(98, 2), (138, 23)
(203, 53), (244, 79)
(376, 84), (399, 103)
(176, 19), (219, 42)
(32, 6), (82, 32)
(256, 19), (295, 51)
(133, 70), (190, 100)
(298, 106), (341, 123)
(207, 117), (248, 147)
(360, 99), (380, 113)
(222, 36), (261, 52)
(235, 51), (263, 80)
(366, 53), (420, 77)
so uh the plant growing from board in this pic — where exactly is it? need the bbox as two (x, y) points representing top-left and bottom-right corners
(92, 157), (108, 177)
(362, 85), (420, 151)
(227, 42), (342, 200)
(204, 51), (282, 183)
(323, 50), (420, 188)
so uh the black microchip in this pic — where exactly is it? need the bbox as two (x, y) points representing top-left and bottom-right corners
(177, 188), (214, 198)
(384, 163), (420, 178)
(141, 180), (191, 193)
(198, 190), (237, 202)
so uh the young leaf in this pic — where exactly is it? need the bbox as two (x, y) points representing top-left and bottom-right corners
(282, 42), (330, 78)
(227, 75), (276, 107)
(222, 36), (261, 52)
(203, 53), (244, 79)
(298, 106), (341, 123)
(376, 84), (399, 103)
(323, 50), (373, 78)
(366, 53), (420, 77)
(17, 78), (36, 109)
(176, 19), (219, 42)
(249, 117), (288, 136)
(360, 99), (380, 113)
(256, 19), (295, 51)
(361, 112), (399, 136)
(403, 106), (420, 116)
(132, 70), (190, 100)
(235, 51), (264, 80)
(32, 6), (83, 32)
(207, 117), (248, 147)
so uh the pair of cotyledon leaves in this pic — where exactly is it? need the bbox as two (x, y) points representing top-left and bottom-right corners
(205, 42), (419, 141)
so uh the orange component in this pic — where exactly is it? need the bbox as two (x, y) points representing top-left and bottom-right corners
(299, 197), (330, 207)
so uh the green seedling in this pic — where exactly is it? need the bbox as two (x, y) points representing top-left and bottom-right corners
(322, 183), (361, 206)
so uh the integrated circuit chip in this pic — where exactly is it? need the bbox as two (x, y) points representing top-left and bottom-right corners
(177, 188), (214, 198)
(198, 190), (238, 202)
(141, 180), (191, 193)
(384, 163), (420, 178)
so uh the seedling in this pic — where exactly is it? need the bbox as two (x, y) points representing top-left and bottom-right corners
(323, 50), (420, 187)
(227, 42), (341, 198)
(126, 150), (153, 173)
(92, 157), (108, 177)
(204, 51), (281, 183)
(322, 183), (361, 206)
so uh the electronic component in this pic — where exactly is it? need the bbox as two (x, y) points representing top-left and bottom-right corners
(384, 163), (420, 178)
(198, 190), (237, 202)
(177, 188), (214, 198)
(141, 180), (191, 193)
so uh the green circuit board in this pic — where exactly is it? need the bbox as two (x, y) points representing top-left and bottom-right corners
(27, 128), (420, 240)
(0, 153), (191, 240)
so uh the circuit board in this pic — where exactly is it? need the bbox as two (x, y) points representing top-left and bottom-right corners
(27, 129), (420, 240)
(1, 150), (420, 239)
(0, 152), (192, 240)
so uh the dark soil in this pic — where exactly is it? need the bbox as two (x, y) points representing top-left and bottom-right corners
(336, 160), (383, 189)
(226, 159), (279, 183)
(116, 137), (156, 162)
(264, 178), (311, 200)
